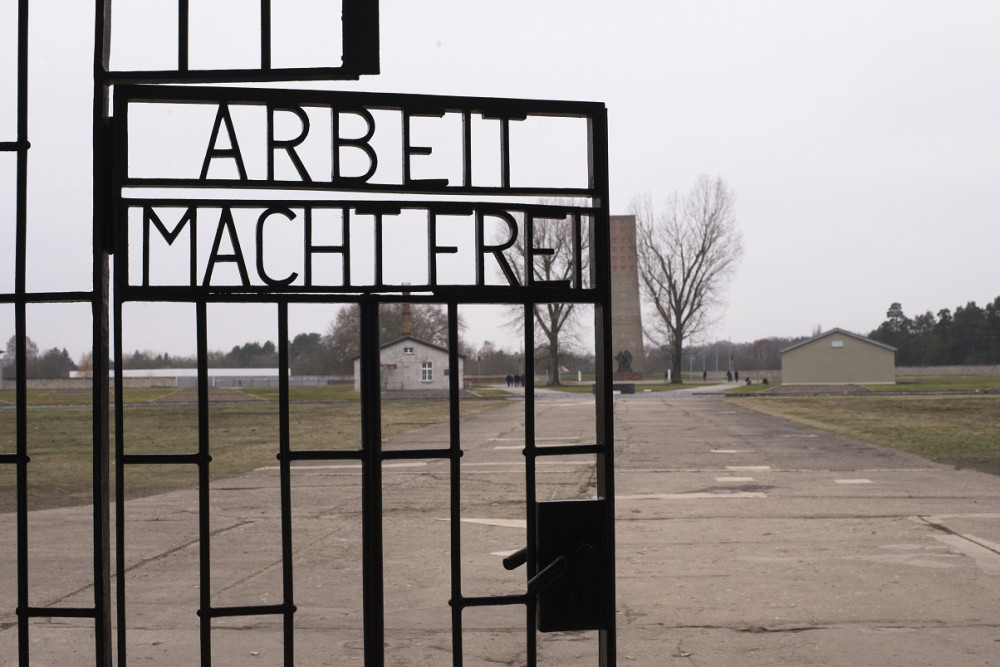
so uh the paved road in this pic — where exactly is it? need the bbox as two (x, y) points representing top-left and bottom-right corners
(1, 394), (998, 665)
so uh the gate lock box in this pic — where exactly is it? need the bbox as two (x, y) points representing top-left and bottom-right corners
(504, 498), (610, 632)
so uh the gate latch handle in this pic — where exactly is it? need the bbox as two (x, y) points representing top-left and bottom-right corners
(502, 543), (594, 595)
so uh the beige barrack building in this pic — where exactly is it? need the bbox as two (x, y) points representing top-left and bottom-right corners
(780, 328), (896, 385)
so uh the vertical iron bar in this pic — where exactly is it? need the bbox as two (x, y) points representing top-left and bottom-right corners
(197, 300), (213, 664)
(92, 0), (113, 657)
(499, 118), (511, 189)
(178, 0), (189, 72)
(113, 272), (126, 664)
(277, 302), (295, 664)
(359, 299), (384, 666)
(260, 0), (272, 71)
(589, 111), (616, 667)
(446, 303), (463, 666)
(461, 111), (471, 188)
(523, 303), (537, 666)
(14, 0), (29, 660)
(573, 213), (583, 290)
(110, 53), (129, 663)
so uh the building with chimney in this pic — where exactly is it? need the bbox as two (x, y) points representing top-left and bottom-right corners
(352, 301), (464, 391)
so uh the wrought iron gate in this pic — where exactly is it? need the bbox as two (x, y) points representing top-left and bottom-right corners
(3, 2), (615, 664)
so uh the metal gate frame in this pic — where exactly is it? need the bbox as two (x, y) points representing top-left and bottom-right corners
(4, 2), (616, 664)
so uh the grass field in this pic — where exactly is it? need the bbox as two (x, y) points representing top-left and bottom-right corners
(5, 378), (1000, 512)
(0, 388), (504, 512)
(733, 393), (1000, 475)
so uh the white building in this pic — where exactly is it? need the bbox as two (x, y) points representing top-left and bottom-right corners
(353, 336), (463, 392)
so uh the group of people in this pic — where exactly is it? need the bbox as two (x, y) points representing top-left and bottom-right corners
(505, 373), (526, 387)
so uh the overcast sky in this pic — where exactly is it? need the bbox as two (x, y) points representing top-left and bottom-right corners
(4, 1), (1000, 361)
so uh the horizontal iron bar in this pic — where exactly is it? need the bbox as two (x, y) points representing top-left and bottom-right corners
(0, 454), (28, 464)
(117, 83), (606, 118)
(453, 594), (529, 609)
(533, 444), (604, 457)
(122, 453), (205, 465)
(283, 449), (363, 462)
(121, 197), (598, 212)
(118, 287), (604, 305)
(382, 448), (457, 461)
(0, 291), (94, 304)
(23, 606), (97, 618)
(199, 603), (295, 619)
(0, 141), (30, 151)
(122, 179), (597, 198)
(106, 67), (367, 86)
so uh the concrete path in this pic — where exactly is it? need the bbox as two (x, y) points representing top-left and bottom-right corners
(1, 394), (999, 665)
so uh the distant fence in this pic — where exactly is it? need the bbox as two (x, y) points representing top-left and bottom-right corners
(1, 375), (354, 390)
(896, 365), (1000, 376)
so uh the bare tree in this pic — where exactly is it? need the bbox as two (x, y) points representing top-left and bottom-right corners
(503, 205), (589, 385)
(634, 176), (742, 383)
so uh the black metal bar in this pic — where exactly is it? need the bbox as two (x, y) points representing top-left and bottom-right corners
(123, 179), (595, 198)
(25, 606), (99, 618)
(0, 291), (94, 303)
(446, 302), (463, 666)
(283, 449), (363, 461)
(203, 603), (293, 618)
(382, 448), (456, 461)
(122, 453), (202, 465)
(91, 234), (112, 667)
(573, 213), (584, 289)
(341, 0), (380, 75)
(105, 66), (371, 85)
(178, 0), (189, 72)
(116, 83), (604, 117)
(113, 242), (127, 666)
(260, 0), (272, 71)
(533, 444), (604, 457)
(93, 2), (114, 661)
(523, 303), (537, 666)
(277, 302), (295, 665)
(589, 109), (617, 667)
(358, 299), (384, 666)
(196, 300), (213, 664)
(116, 286), (603, 305)
(456, 595), (529, 609)
(15, 0), (30, 661)
(0, 454), (26, 464)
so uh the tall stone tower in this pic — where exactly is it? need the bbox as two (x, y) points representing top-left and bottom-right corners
(610, 215), (645, 379)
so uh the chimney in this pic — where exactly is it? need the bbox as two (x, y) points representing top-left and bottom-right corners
(401, 301), (412, 337)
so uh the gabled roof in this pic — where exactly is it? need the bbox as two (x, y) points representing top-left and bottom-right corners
(352, 335), (466, 359)
(779, 327), (897, 354)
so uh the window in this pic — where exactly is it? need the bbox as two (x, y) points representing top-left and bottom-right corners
(421, 361), (433, 382)
(831, 340), (844, 349)
(403, 346), (414, 354)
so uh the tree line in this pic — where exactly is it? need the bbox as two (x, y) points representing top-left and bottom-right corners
(1, 337), (77, 380)
(867, 299), (1000, 367)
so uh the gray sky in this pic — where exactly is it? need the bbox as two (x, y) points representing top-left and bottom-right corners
(4, 1), (1000, 361)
